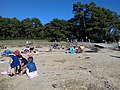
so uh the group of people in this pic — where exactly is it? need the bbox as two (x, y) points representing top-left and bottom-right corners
(65, 45), (85, 54)
(7, 50), (37, 78)
(2, 40), (119, 78)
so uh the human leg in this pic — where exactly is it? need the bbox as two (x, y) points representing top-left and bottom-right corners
(26, 69), (38, 78)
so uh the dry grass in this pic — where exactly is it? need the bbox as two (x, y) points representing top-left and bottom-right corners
(0, 40), (78, 47)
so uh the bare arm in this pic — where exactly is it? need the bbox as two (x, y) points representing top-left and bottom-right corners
(21, 63), (24, 67)
(9, 59), (12, 64)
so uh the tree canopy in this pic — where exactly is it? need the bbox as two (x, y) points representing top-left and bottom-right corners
(0, 2), (120, 42)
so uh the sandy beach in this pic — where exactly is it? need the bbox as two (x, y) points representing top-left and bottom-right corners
(0, 42), (120, 90)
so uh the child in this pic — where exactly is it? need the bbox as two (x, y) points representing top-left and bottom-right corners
(21, 57), (38, 78)
(69, 47), (75, 54)
(9, 51), (20, 76)
(14, 50), (20, 57)
(79, 45), (85, 53)
(18, 55), (28, 73)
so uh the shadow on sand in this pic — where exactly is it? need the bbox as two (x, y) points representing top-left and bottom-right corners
(110, 55), (120, 58)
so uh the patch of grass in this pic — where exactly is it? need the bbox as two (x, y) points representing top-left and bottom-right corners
(0, 40), (78, 47)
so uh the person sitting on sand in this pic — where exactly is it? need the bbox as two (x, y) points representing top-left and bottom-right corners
(79, 45), (85, 53)
(26, 47), (36, 57)
(69, 46), (75, 54)
(21, 57), (38, 78)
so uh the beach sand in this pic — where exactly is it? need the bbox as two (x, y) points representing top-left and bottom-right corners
(0, 43), (120, 90)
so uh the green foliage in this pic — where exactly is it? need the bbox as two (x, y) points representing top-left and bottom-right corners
(44, 18), (70, 39)
(106, 35), (115, 42)
(70, 2), (120, 42)
(0, 2), (120, 42)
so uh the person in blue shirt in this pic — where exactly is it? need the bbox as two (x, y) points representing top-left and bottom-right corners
(9, 53), (20, 76)
(21, 57), (38, 78)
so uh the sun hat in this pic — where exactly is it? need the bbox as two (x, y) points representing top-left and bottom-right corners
(14, 50), (20, 55)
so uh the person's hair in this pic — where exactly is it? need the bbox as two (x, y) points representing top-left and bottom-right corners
(28, 57), (33, 62)
(18, 55), (22, 58)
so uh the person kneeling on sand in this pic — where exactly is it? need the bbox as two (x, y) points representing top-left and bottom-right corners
(18, 55), (28, 73)
(21, 57), (38, 78)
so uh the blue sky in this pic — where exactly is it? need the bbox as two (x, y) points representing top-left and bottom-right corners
(1, 0), (120, 25)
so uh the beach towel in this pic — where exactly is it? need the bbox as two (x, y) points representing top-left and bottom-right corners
(0, 59), (9, 63)
(1, 71), (8, 75)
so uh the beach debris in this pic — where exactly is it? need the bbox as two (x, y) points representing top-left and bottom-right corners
(87, 84), (97, 90)
(110, 55), (120, 58)
(25, 41), (32, 45)
(52, 84), (59, 88)
(54, 59), (66, 63)
(111, 48), (120, 51)
(85, 47), (99, 53)
(85, 57), (90, 59)
(0, 45), (7, 49)
(56, 74), (60, 76)
(94, 44), (113, 49)
(89, 70), (91, 73)
(78, 66), (87, 70)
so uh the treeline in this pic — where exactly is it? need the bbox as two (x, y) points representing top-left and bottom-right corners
(0, 2), (120, 42)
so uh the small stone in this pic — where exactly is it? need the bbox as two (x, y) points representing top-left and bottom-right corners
(85, 57), (90, 59)
(89, 71), (91, 73)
